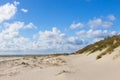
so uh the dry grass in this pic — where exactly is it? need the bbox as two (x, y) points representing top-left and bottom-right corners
(75, 35), (120, 59)
(56, 70), (70, 76)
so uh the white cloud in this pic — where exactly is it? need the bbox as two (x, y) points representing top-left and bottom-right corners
(0, 21), (30, 51)
(70, 22), (84, 29)
(13, 1), (20, 6)
(32, 27), (85, 53)
(88, 18), (102, 28)
(76, 29), (117, 39)
(108, 15), (116, 21)
(0, 1), (19, 23)
(67, 37), (84, 45)
(76, 29), (118, 44)
(1, 22), (24, 41)
(102, 22), (113, 28)
(88, 18), (113, 28)
(24, 23), (37, 29)
(0, 21), (38, 51)
(21, 8), (28, 13)
(0, 24), (85, 54)
(0, 21), (118, 54)
(34, 27), (65, 49)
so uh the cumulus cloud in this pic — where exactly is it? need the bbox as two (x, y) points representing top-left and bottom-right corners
(0, 22), (30, 51)
(88, 18), (113, 28)
(102, 22), (113, 28)
(0, 21), (38, 52)
(0, 22), (118, 54)
(24, 23), (37, 29)
(67, 37), (84, 45)
(70, 22), (84, 29)
(0, 23), (86, 54)
(88, 18), (102, 28)
(21, 8), (28, 13)
(108, 15), (116, 21)
(76, 29), (119, 44)
(34, 27), (66, 49)
(13, 1), (20, 6)
(76, 29), (117, 39)
(32, 27), (85, 53)
(0, 1), (19, 23)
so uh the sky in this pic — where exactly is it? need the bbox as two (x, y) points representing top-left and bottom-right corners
(0, 0), (120, 55)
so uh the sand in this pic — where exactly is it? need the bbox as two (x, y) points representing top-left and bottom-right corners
(0, 51), (120, 80)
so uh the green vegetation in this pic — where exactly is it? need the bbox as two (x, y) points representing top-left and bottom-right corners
(75, 35), (120, 59)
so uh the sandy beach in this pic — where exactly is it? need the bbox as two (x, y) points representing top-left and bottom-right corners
(0, 51), (120, 80)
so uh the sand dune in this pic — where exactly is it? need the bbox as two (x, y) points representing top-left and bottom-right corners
(0, 51), (120, 80)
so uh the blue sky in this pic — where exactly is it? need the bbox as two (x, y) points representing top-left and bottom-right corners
(0, 0), (120, 54)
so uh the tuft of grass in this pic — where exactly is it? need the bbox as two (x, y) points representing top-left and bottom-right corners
(21, 62), (29, 65)
(56, 70), (70, 76)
